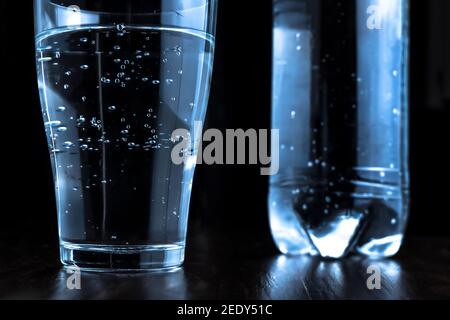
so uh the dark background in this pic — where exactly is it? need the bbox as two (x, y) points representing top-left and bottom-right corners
(0, 0), (449, 251)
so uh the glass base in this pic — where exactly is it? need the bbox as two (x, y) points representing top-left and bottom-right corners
(60, 241), (185, 272)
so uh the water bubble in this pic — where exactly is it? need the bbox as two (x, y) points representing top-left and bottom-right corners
(302, 204), (308, 210)
(65, 71), (72, 76)
(113, 45), (121, 51)
(307, 161), (313, 167)
(393, 70), (398, 77)
(393, 108), (400, 116)
(101, 180), (107, 184)
(291, 111), (296, 119)
(63, 84), (70, 90)
(296, 45), (302, 51)
(170, 97), (176, 102)
(120, 118), (126, 123)
(128, 142), (135, 147)
(37, 57), (52, 63)
(391, 218), (397, 225)
(55, 52), (61, 59)
(162, 58), (168, 64)
(116, 23), (125, 32)
(325, 196), (332, 203)
(80, 64), (89, 70)
(290, 146), (295, 151)
(380, 171), (386, 178)
(81, 96), (87, 102)
(124, 60), (130, 65)
(114, 58), (121, 64)
(76, 116), (86, 126)
(101, 77), (111, 84)
(80, 37), (88, 43)
(121, 130), (129, 135)
(136, 55), (143, 60)
(73, 187), (78, 191)
(152, 80), (160, 85)
(63, 141), (74, 149)
(57, 106), (66, 112)
(142, 77), (149, 82)
(57, 126), (67, 132)
(108, 106), (116, 111)
(166, 78), (174, 85)
(45, 120), (62, 127)
(178, 69), (183, 75)
(80, 144), (88, 150)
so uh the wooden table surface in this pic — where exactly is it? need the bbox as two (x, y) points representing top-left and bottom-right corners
(0, 226), (449, 300)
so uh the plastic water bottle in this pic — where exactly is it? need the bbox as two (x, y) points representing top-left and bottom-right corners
(269, 0), (409, 258)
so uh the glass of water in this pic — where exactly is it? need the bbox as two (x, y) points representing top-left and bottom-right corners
(34, 0), (217, 271)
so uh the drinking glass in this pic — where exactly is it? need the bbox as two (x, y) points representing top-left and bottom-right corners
(34, 0), (218, 271)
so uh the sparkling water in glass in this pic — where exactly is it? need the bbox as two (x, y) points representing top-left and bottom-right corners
(34, 0), (217, 271)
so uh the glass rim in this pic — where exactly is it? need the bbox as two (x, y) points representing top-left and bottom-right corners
(47, 0), (211, 16)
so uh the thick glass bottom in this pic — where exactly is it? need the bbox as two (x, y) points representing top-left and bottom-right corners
(60, 241), (185, 272)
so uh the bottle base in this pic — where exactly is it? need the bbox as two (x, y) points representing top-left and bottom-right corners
(60, 241), (185, 272)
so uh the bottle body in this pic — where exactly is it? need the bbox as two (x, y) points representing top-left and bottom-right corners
(269, 0), (409, 258)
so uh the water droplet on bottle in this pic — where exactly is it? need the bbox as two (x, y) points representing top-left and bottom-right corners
(391, 218), (397, 225)
(57, 126), (67, 132)
(57, 106), (66, 112)
(393, 70), (398, 77)
(63, 141), (74, 149)
(108, 106), (116, 111)
(166, 78), (174, 85)
(80, 144), (88, 151)
(296, 45), (302, 51)
(113, 45), (121, 51)
(63, 84), (70, 90)
(81, 96), (87, 102)
(152, 80), (160, 85)
(302, 204), (308, 210)
(291, 111), (296, 119)
(80, 64), (89, 70)
(142, 77), (149, 82)
(65, 71), (72, 76)
(80, 37), (88, 43)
